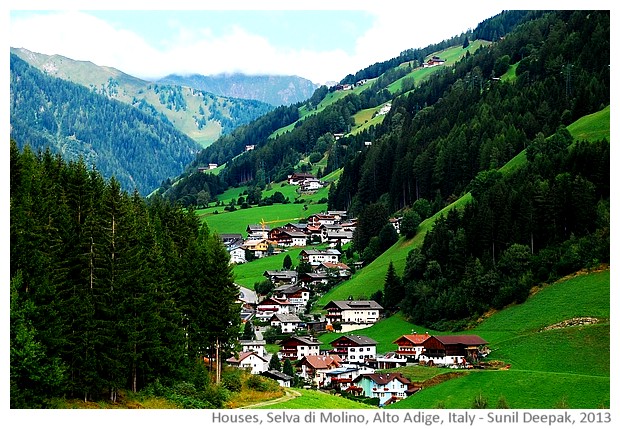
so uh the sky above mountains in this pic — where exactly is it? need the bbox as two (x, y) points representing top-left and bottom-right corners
(8, 0), (510, 84)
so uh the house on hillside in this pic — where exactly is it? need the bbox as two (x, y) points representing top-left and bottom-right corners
(279, 335), (322, 361)
(273, 284), (310, 313)
(392, 332), (431, 362)
(242, 238), (270, 259)
(351, 373), (418, 406)
(323, 300), (383, 331)
(270, 313), (303, 333)
(256, 296), (293, 320)
(263, 270), (298, 286)
(297, 355), (342, 387)
(246, 224), (269, 240)
(329, 335), (378, 363)
(418, 335), (488, 367)
(288, 172), (315, 185)
(268, 227), (308, 247)
(299, 248), (341, 266)
(261, 370), (293, 388)
(423, 55), (446, 68)
(324, 365), (374, 391)
(226, 351), (268, 374)
(240, 339), (267, 358)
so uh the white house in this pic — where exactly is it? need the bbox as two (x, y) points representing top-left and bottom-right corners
(261, 370), (293, 388)
(226, 351), (268, 374)
(239, 339), (267, 358)
(270, 313), (303, 333)
(323, 300), (383, 331)
(273, 284), (310, 313)
(229, 245), (246, 264)
(329, 335), (378, 363)
(279, 336), (322, 361)
(300, 249), (341, 266)
(256, 297), (293, 320)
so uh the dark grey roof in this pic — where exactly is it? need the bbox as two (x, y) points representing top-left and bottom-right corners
(261, 370), (293, 381)
(323, 300), (383, 311)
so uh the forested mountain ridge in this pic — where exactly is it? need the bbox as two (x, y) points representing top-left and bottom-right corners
(157, 72), (318, 107)
(10, 47), (275, 148)
(10, 53), (201, 195)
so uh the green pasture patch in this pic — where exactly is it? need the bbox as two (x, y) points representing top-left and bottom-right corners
(471, 269), (610, 344)
(567, 105), (610, 142)
(233, 249), (304, 289)
(388, 370), (609, 409)
(198, 202), (327, 235)
(257, 388), (376, 409)
(489, 323), (609, 376)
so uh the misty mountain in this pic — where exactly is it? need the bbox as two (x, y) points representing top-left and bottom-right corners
(157, 72), (319, 106)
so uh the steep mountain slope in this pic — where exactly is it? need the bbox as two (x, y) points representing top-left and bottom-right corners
(158, 73), (318, 106)
(10, 47), (274, 148)
(10, 53), (199, 194)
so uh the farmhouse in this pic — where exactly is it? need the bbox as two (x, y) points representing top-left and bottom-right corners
(288, 172), (315, 185)
(351, 373), (418, 406)
(246, 224), (269, 239)
(418, 335), (488, 367)
(330, 335), (378, 363)
(279, 335), (322, 361)
(323, 300), (383, 331)
(393, 332), (431, 362)
(423, 55), (446, 67)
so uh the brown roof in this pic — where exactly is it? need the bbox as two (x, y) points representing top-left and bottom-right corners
(431, 335), (488, 346)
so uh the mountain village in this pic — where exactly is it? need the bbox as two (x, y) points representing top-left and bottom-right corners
(220, 176), (490, 407)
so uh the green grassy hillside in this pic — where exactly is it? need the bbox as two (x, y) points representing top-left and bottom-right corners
(385, 269), (610, 409)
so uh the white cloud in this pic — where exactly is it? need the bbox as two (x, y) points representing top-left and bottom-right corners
(9, 6), (505, 84)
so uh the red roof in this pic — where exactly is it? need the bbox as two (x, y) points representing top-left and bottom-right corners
(298, 354), (341, 369)
(394, 333), (430, 346)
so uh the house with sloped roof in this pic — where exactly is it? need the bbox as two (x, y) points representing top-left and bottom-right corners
(297, 354), (342, 387)
(330, 334), (378, 363)
(323, 300), (383, 331)
(418, 335), (488, 367)
(352, 372), (418, 406)
(226, 351), (268, 374)
(393, 332), (431, 362)
(261, 369), (293, 388)
(270, 313), (303, 333)
(279, 335), (322, 361)
(256, 296), (293, 320)
(273, 284), (310, 313)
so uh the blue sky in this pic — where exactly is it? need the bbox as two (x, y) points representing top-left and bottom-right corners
(8, 1), (511, 84)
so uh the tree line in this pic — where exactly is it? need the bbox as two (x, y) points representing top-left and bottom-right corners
(10, 141), (241, 407)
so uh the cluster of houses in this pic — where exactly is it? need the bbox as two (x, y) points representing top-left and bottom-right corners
(227, 330), (489, 406)
(220, 210), (356, 265)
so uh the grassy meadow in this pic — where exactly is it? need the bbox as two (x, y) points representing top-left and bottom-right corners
(383, 269), (610, 409)
(256, 388), (376, 409)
